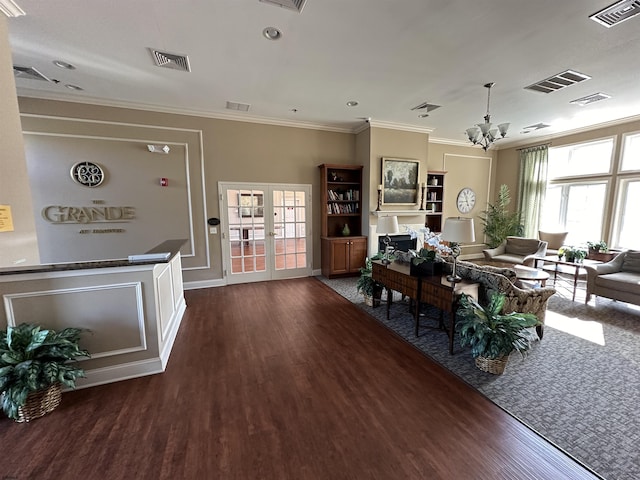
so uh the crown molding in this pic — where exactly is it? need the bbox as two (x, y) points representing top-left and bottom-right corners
(366, 119), (434, 134)
(0, 0), (25, 17)
(16, 91), (355, 134)
(428, 136), (472, 147)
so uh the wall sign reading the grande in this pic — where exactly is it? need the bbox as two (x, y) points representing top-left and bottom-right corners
(42, 200), (135, 224)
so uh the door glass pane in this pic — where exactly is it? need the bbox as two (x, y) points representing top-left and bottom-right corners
(618, 180), (640, 248)
(227, 189), (266, 274)
(273, 189), (307, 271)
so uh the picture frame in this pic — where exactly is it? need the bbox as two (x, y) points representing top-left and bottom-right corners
(239, 193), (264, 217)
(381, 157), (420, 205)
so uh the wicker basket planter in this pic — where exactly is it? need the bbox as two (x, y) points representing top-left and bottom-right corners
(475, 356), (509, 375)
(15, 383), (62, 423)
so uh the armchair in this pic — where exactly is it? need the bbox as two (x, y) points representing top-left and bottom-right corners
(585, 250), (640, 306)
(538, 231), (569, 256)
(483, 236), (548, 267)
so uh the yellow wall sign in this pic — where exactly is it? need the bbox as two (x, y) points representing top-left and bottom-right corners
(0, 205), (15, 232)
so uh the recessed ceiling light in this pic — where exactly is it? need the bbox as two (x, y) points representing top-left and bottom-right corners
(53, 60), (76, 70)
(346, 101), (359, 107)
(262, 27), (282, 40)
(65, 84), (83, 91)
(418, 113), (429, 118)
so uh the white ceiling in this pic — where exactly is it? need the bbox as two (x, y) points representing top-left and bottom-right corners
(7, 0), (640, 148)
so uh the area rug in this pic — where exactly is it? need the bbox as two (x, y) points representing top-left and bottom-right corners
(318, 275), (640, 480)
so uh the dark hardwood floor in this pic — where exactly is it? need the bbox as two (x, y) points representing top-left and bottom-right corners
(0, 277), (600, 479)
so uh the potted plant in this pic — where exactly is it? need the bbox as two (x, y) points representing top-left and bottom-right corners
(0, 323), (90, 422)
(479, 184), (524, 248)
(586, 240), (614, 261)
(409, 248), (444, 276)
(357, 256), (384, 307)
(456, 293), (540, 374)
(562, 246), (587, 263)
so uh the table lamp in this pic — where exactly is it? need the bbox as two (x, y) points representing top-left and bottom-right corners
(377, 215), (399, 264)
(441, 217), (475, 282)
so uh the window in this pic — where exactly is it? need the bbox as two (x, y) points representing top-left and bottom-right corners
(540, 182), (607, 245)
(621, 132), (640, 172)
(542, 139), (614, 245)
(547, 138), (613, 178)
(614, 179), (640, 249)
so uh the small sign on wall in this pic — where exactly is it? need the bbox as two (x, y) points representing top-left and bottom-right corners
(0, 205), (15, 232)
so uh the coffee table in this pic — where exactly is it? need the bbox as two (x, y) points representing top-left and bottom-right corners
(533, 256), (601, 301)
(513, 265), (550, 287)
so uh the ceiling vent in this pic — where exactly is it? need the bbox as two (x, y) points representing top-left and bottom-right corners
(226, 101), (251, 112)
(13, 65), (52, 82)
(524, 70), (591, 94)
(410, 102), (441, 112)
(590, 0), (640, 28)
(150, 49), (191, 72)
(570, 92), (611, 106)
(259, 0), (306, 13)
(521, 123), (551, 134)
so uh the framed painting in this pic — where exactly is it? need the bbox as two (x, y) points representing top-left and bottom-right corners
(381, 157), (420, 205)
(239, 193), (264, 217)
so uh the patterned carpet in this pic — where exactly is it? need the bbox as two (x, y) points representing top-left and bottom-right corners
(319, 273), (640, 480)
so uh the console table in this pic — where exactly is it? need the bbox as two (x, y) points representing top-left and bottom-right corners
(371, 261), (479, 354)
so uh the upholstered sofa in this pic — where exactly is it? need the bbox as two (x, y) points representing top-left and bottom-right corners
(453, 259), (556, 339)
(483, 236), (548, 266)
(585, 250), (640, 306)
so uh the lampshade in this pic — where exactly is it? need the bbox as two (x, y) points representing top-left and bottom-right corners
(441, 217), (475, 243)
(376, 215), (399, 235)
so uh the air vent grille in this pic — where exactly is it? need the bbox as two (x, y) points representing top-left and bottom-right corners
(521, 123), (551, 134)
(13, 65), (52, 82)
(226, 101), (251, 112)
(410, 102), (441, 112)
(259, 0), (306, 12)
(590, 0), (640, 28)
(150, 49), (191, 72)
(525, 70), (591, 94)
(570, 93), (611, 106)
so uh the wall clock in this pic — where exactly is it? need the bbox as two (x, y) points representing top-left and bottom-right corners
(456, 187), (476, 213)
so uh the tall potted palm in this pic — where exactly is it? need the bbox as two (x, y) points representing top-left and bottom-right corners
(456, 293), (540, 374)
(0, 323), (90, 422)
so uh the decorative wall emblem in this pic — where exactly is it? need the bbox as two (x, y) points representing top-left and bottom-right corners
(70, 161), (105, 187)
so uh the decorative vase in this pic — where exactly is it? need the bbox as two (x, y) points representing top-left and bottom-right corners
(475, 356), (508, 375)
(342, 224), (350, 236)
(410, 261), (443, 277)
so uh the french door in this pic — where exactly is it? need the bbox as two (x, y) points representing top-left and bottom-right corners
(219, 182), (312, 284)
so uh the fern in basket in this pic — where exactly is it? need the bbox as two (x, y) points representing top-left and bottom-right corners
(456, 293), (540, 360)
(0, 323), (90, 420)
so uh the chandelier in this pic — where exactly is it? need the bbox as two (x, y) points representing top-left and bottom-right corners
(466, 82), (509, 151)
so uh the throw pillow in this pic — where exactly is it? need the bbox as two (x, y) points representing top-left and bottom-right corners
(622, 250), (640, 273)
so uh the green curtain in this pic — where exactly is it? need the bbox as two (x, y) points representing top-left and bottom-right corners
(517, 145), (548, 238)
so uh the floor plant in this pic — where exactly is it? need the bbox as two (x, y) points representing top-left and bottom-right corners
(0, 323), (90, 421)
(456, 293), (540, 374)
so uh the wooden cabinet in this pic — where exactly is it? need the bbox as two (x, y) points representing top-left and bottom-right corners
(318, 164), (367, 277)
(321, 236), (367, 277)
(425, 171), (446, 233)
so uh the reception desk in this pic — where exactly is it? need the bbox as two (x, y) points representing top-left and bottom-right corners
(0, 240), (187, 389)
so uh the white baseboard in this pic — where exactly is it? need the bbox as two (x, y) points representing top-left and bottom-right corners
(184, 278), (226, 289)
(72, 358), (164, 390)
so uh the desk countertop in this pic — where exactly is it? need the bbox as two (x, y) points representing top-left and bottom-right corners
(0, 239), (187, 276)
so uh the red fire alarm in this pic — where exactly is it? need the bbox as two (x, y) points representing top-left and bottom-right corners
(160, 178), (168, 187)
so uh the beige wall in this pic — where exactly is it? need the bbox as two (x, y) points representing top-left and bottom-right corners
(0, 16), (39, 267)
(16, 98), (355, 282)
